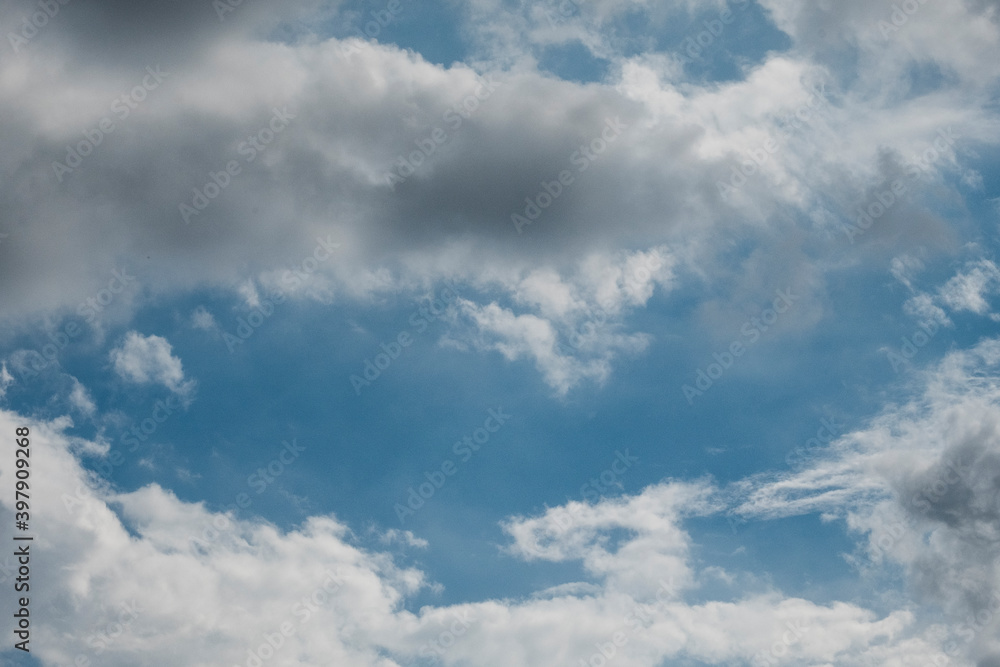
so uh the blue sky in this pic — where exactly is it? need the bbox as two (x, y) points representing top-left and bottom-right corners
(2, 0), (1000, 665)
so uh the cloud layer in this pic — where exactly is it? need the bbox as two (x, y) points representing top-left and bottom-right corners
(2, 0), (996, 391)
(0, 405), (941, 666)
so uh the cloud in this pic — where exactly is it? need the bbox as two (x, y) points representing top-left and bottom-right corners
(0, 363), (12, 399)
(734, 336), (1000, 664)
(1, 2), (999, 664)
(378, 529), (429, 549)
(937, 258), (1000, 316)
(68, 378), (96, 416)
(898, 258), (1000, 330)
(757, 0), (1000, 93)
(454, 299), (654, 395)
(109, 332), (195, 399)
(502, 479), (719, 596)
(190, 306), (218, 332)
(443, 247), (674, 394)
(1, 0), (996, 392)
(0, 406), (426, 666)
(0, 405), (947, 667)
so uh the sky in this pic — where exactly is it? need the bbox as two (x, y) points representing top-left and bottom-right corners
(1, 0), (1000, 665)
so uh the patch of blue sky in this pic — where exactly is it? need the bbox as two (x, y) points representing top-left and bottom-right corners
(7, 211), (999, 613)
(321, 0), (469, 67)
(537, 40), (611, 84)
(665, 1), (793, 84)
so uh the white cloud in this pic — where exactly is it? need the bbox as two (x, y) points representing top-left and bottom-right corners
(237, 280), (262, 310)
(0, 401), (977, 667)
(378, 529), (429, 549)
(190, 306), (218, 332)
(890, 253), (925, 291)
(68, 378), (96, 416)
(0, 363), (12, 399)
(502, 480), (718, 597)
(938, 258), (1000, 316)
(734, 336), (1000, 664)
(443, 247), (673, 394)
(109, 332), (195, 399)
(899, 258), (1000, 329)
(903, 291), (951, 327)
(757, 0), (1000, 92)
(455, 299), (651, 395)
(0, 0), (995, 392)
(0, 5), (999, 661)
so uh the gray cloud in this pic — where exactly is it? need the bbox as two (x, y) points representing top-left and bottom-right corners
(0, 0), (996, 400)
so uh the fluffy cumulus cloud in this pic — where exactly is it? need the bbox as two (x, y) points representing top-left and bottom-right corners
(2, 0), (1000, 665)
(68, 378), (96, 416)
(0, 0), (995, 392)
(897, 257), (1000, 326)
(445, 246), (675, 393)
(937, 259), (1000, 317)
(190, 305), (219, 332)
(0, 406), (945, 667)
(736, 336), (1000, 665)
(109, 332), (195, 398)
